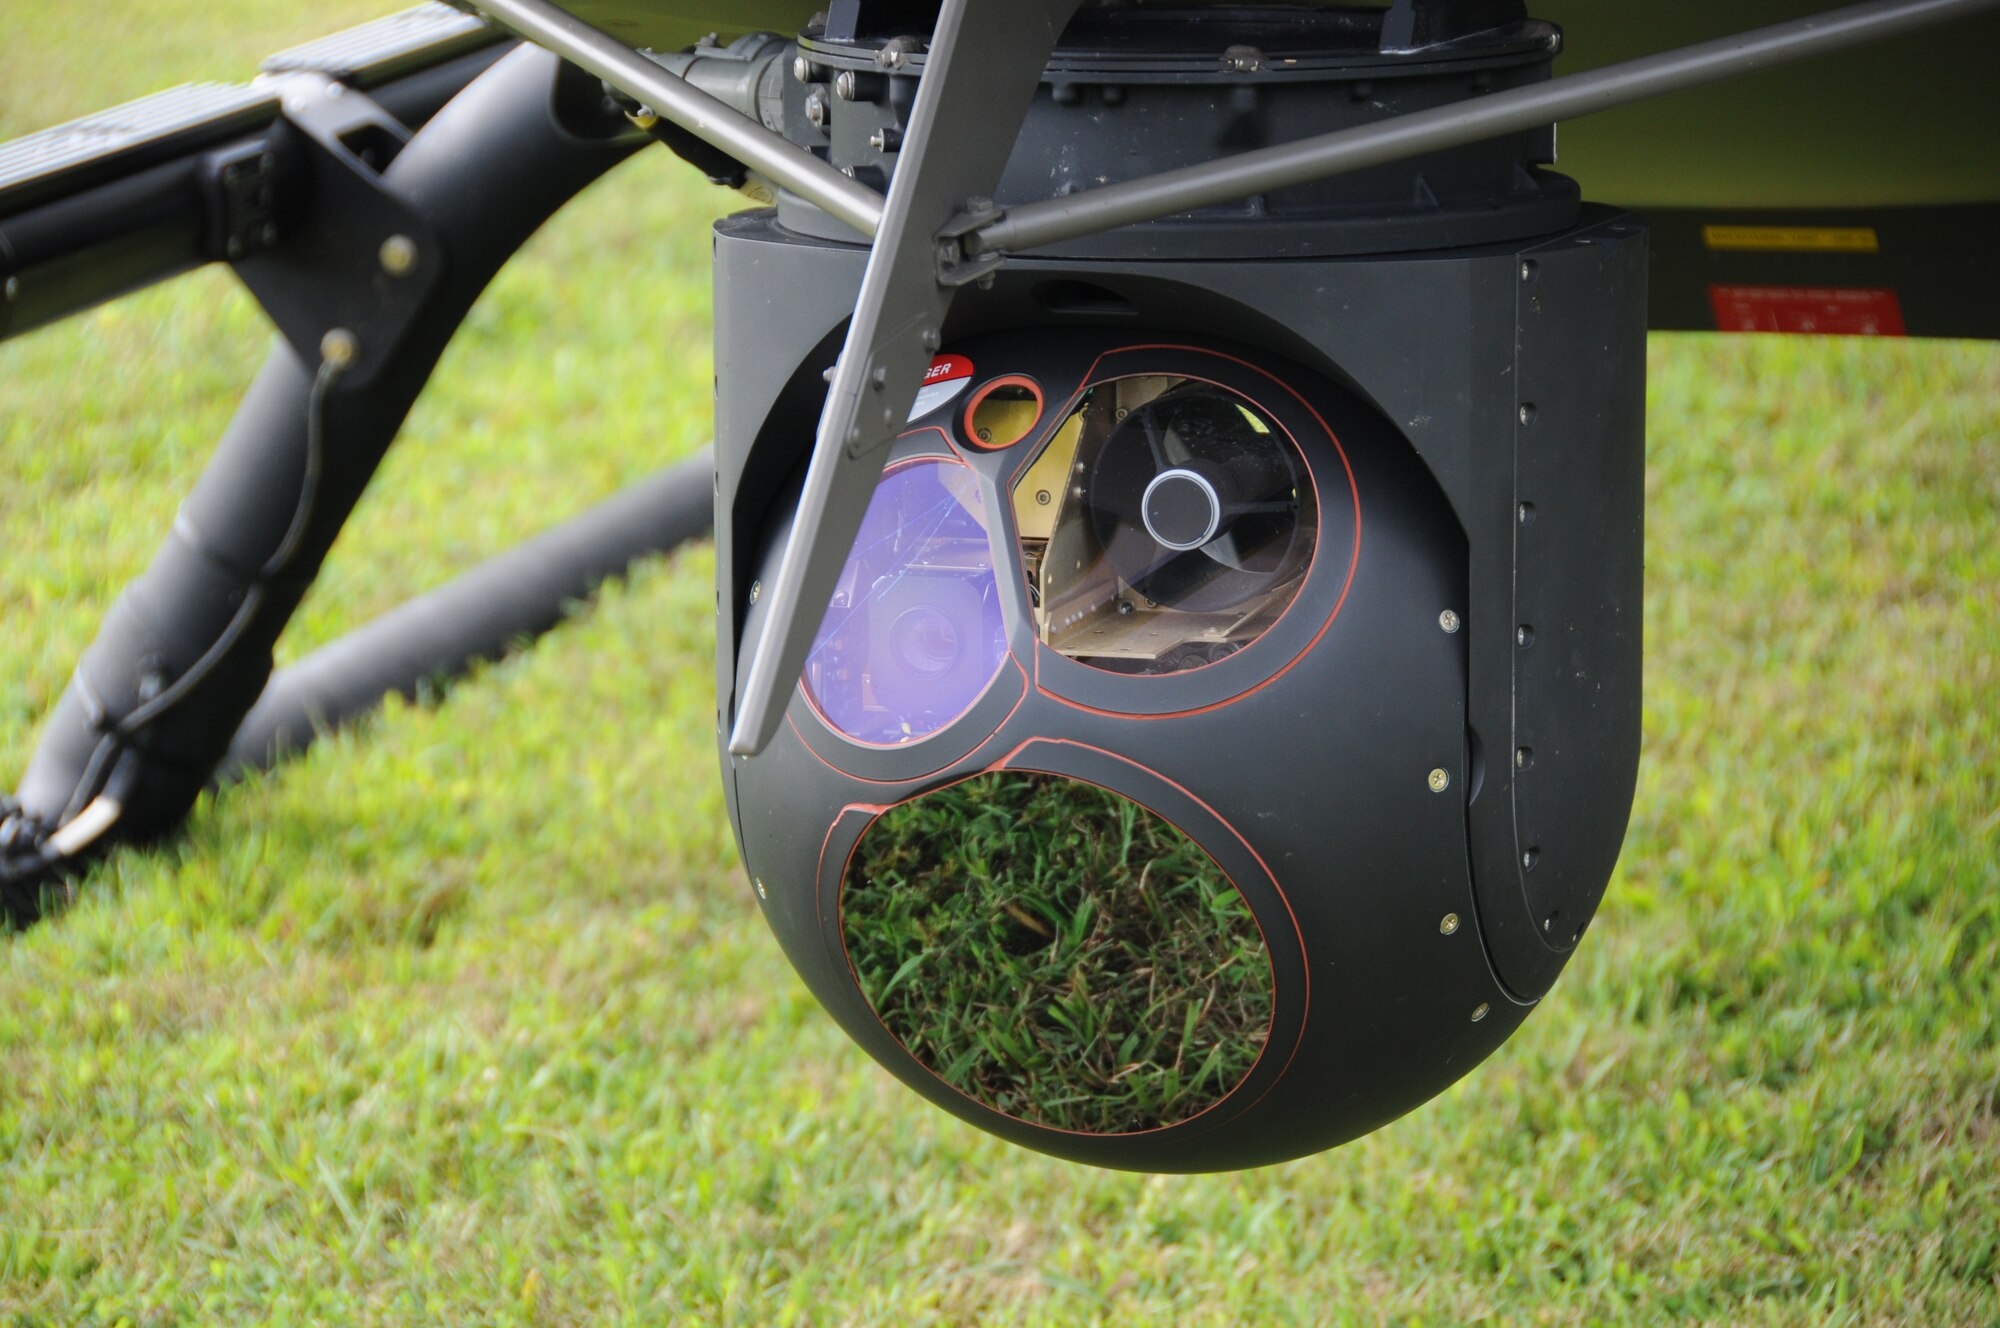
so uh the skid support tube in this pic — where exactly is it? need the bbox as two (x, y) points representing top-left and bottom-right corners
(9, 46), (641, 886)
(471, 0), (886, 237)
(969, 0), (2000, 256)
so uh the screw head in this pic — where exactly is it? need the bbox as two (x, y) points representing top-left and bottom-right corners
(1439, 913), (1461, 935)
(2, 276), (17, 303)
(319, 328), (360, 369)
(1518, 402), (1537, 426)
(834, 70), (858, 100)
(1035, 490), (1052, 506)
(792, 54), (812, 83)
(754, 877), (767, 899)
(805, 91), (828, 127)
(378, 234), (419, 277)
(1471, 1002), (1490, 1022)
(1438, 609), (1461, 634)
(1427, 768), (1451, 794)
(749, 580), (762, 605)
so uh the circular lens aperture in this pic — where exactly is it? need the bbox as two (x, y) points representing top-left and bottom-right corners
(802, 458), (1007, 746)
(1012, 375), (1318, 676)
(843, 772), (1274, 1134)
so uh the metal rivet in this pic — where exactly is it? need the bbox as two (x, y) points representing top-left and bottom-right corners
(1471, 1002), (1490, 1022)
(319, 328), (359, 369)
(4, 276), (19, 302)
(1518, 501), (1536, 524)
(1523, 847), (1540, 871)
(1517, 624), (1534, 647)
(378, 234), (418, 277)
(1516, 746), (1533, 769)
(754, 878), (767, 899)
(1439, 913), (1461, 936)
(1035, 490), (1052, 506)
(1427, 768), (1450, 794)
(749, 580), (762, 605)
(1518, 402), (1537, 426)
(1438, 609), (1461, 634)
(805, 92), (828, 127)
(1520, 259), (1537, 283)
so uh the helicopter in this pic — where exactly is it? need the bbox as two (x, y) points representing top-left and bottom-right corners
(2, 0), (1995, 1171)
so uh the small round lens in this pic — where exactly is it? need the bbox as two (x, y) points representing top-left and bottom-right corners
(891, 607), (961, 678)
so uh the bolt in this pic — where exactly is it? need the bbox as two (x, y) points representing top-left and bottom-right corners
(749, 580), (762, 605)
(1520, 259), (1538, 283)
(1518, 402), (1537, 426)
(3, 276), (17, 303)
(920, 328), (941, 352)
(1114, 407), (1129, 421)
(1516, 746), (1533, 770)
(754, 878), (767, 899)
(868, 127), (902, 152)
(378, 233), (419, 277)
(319, 328), (360, 369)
(1438, 609), (1461, 634)
(834, 70), (859, 101)
(1116, 598), (1136, 616)
(792, 53), (813, 83)
(1518, 501), (1536, 524)
(1517, 624), (1534, 647)
(976, 427), (992, 443)
(1035, 490), (1052, 506)
(805, 91), (828, 128)
(1471, 1002), (1490, 1022)
(1428, 768), (1451, 794)
(1439, 913), (1461, 936)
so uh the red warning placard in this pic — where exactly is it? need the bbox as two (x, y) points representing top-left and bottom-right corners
(1708, 286), (1906, 337)
(908, 354), (976, 422)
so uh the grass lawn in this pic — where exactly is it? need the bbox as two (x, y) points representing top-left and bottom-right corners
(2, 4), (1997, 1323)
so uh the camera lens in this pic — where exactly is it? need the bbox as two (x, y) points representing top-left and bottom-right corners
(802, 458), (1007, 746)
(890, 606), (961, 678)
(1012, 373), (1318, 676)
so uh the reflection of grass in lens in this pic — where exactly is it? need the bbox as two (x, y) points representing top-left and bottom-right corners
(843, 772), (1273, 1134)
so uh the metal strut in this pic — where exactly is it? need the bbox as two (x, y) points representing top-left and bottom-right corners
(2, 46), (644, 920)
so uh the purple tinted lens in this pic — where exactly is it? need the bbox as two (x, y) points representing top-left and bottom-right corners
(802, 460), (1007, 746)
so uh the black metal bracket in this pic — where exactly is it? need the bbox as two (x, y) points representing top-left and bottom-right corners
(230, 80), (445, 386)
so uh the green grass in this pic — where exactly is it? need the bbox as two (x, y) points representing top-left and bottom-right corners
(844, 773), (1272, 1135)
(2, 4), (1998, 1324)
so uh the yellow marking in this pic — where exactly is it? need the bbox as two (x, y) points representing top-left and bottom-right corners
(1703, 225), (1880, 254)
(1012, 407), (1086, 544)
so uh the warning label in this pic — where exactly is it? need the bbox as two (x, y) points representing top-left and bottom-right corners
(1708, 286), (1907, 337)
(908, 354), (975, 422)
(1702, 225), (1880, 253)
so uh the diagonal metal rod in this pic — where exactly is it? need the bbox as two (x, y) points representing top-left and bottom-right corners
(968, 0), (2000, 257)
(469, 0), (885, 237)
